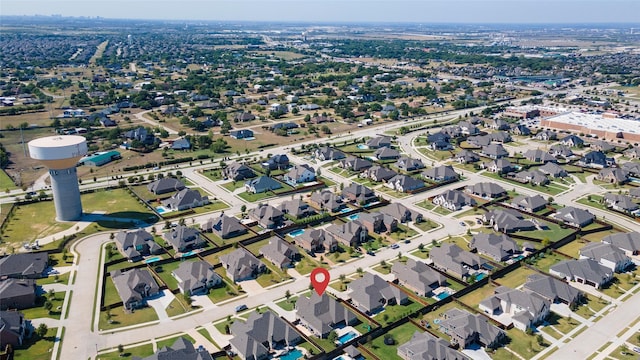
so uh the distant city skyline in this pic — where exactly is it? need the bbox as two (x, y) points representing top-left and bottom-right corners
(3, 0), (640, 24)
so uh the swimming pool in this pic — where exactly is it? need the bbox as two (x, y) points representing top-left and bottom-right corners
(337, 331), (357, 345)
(156, 206), (169, 214)
(357, 144), (368, 150)
(475, 273), (487, 280)
(340, 207), (351, 213)
(288, 229), (305, 238)
(182, 250), (196, 258)
(513, 255), (525, 262)
(347, 214), (359, 221)
(436, 291), (450, 300)
(144, 256), (162, 264)
(280, 349), (303, 360)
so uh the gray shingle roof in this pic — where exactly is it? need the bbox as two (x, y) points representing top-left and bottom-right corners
(430, 243), (485, 277)
(523, 274), (582, 305)
(230, 311), (300, 360)
(398, 331), (470, 360)
(470, 233), (520, 261)
(550, 258), (613, 287)
(163, 226), (204, 252)
(440, 308), (505, 348)
(172, 260), (222, 295)
(0, 252), (48, 278)
(202, 214), (247, 239)
(602, 231), (640, 253)
(391, 259), (446, 295)
(220, 248), (265, 282)
(259, 237), (299, 268)
(348, 272), (407, 313)
(147, 178), (185, 194)
(554, 206), (595, 227)
(295, 293), (356, 336)
(111, 268), (160, 308)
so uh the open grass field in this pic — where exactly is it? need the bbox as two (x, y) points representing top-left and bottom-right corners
(493, 266), (536, 288)
(365, 322), (422, 360)
(12, 327), (58, 360)
(1, 200), (74, 250)
(99, 305), (159, 331)
(0, 169), (17, 190)
(97, 343), (154, 360)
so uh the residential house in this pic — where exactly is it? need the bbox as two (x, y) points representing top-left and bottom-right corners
(263, 154), (290, 171)
(631, 187), (640, 199)
(234, 112), (256, 122)
(524, 149), (556, 163)
(111, 268), (160, 311)
(510, 194), (548, 212)
(361, 166), (397, 182)
(245, 176), (282, 194)
(469, 233), (521, 261)
(523, 274), (583, 306)
(603, 193), (638, 213)
(391, 259), (446, 297)
(539, 162), (568, 178)
(115, 229), (162, 261)
(548, 144), (575, 159)
(0, 252), (49, 279)
(560, 134), (584, 147)
(396, 157), (425, 172)
(279, 198), (315, 219)
(430, 243), (486, 279)
(171, 138), (191, 150)
(202, 214), (247, 239)
(161, 188), (209, 211)
(348, 273), (408, 314)
(486, 118), (510, 130)
(597, 168), (629, 184)
(579, 151), (615, 168)
(535, 130), (557, 141)
(489, 131), (512, 143)
(429, 139), (454, 151)
(366, 136), (392, 149)
(623, 147), (640, 159)
(398, 331), (470, 360)
(308, 190), (344, 212)
(439, 308), (505, 349)
(248, 204), (284, 229)
(621, 162), (640, 177)
(220, 248), (266, 282)
(100, 117), (117, 127)
(602, 231), (640, 256)
(284, 164), (316, 186)
(0, 279), (36, 310)
(456, 150), (480, 164)
(421, 165), (459, 182)
(549, 259), (614, 289)
(0, 310), (27, 347)
(386, 175), (425, 193)
(295, 293), (357, 338)
(433, 189), (477, 211)
(482, 209), (536, 233)
(481, 144), (509, 159)
(163, 226), (205, 253)
(135, 337), (213, 360)
(223, 162), (256, 181)
(325, 221), (367, 247)
(591, 140), (615, 152)
(342, 183), (377, 205)
(467, 135), (492, 148)
(379, 203), (423, 223)
(229, 311), (300, 360)
(479, 286), (550, 331)
(553, 206), (595, 227)
(513, 170), (549, 186)
(358, 212), (398, 234)
(340, 156), (373, 172)
(510, 124), (531, 136)
(123, 127), (156, 146)
(230, 129), (254, 140)
(295, 229), (337, 254)
(172, 260), (222, 295)
(310, 115), (333, 124)
(579, 242), (633, 273)
(315, 147), (346, 161)
(147, 178), (185, 195)
(427, 132), (451, 145)
(483, 158), (512, 174)
(271, 122), (297, 132)
(259, 237), (300, 269)
(466, 182), (506, 199)
(373, 147), (401, 160)
(457, 121), (480, 135)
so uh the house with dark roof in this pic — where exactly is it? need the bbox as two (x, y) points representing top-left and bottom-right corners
(439, 308), (505, 349)
(279, 198), (315, 219)
(296, 293), (357, 338)
(469, 233), (521, 261)
(133, 337), (213, 360)
(602, 231), (640, 256)
(479, 286), (550, 331)
(348, 272), (408, 314)
(578, 151), (615, 169)
(315, 147), (346, 161)
(325, 221), (367, 247)
(340, 156), (373, 172)
(396, 157), (425, 172)
(523, 274), (583, 306)
(591, 140), (615, 152)
(361, 166), (397, 182)
(111, 268), (160, 311)
(483, 158), (512, 174)
(481, 144), (509, 159)
(549, 144), (575, 159)
(535, 130), (557, 141)
(171, 138), (191, 150)
(220, 248), (266, 282)
(433, 190), (477, 211)
(510, 194), (548, 213)
(456, 150), (480, 164)
(342, 183), (377, 205)
(553, 206), (595, 227)
(379, 203), (423, 223)
(539, 162), (568, 178)
(603, 193), (638, 213)
(245, 176), (282, 194)
(0, 279), (36, 310)
(391, 259), (446, 297)
(427, 132), (451, 145)
(172, 260), (222, 295)
(482, 209), (536, 234)
(579, 242), (632, 273)
(365, 136), (392, 149)
(358, 212), (397, 234)
(230, 129), (254, 140)
(621, 162), (640, 177)
(374, 147), (401, 160)
(466, 182), (506, 199)
(223, 162), (256, 181)
(234, 112), (256, 122)
(487, 118), (510, 130)
(161, 188), (209, 211)
(163, 226), (205, 253)
(560, 134), (584, 147)
(308, 190), (344, 212)
(421, 165), (459, 182)
(115, 229), (162, 261)
(294, 229), (337, 254)
(386, 174), (425, 193)
(283, 164), (316, 186)
(248, 204), (284, 229)
(430, 243), (486, 279)
(262, 154), (289, 170)
(631, 187), (640, 199)
(202, 214), (248, 239)
(259, 237), (300, 269)
(524, 149), (556, 163)
(0, 310), (27, 347)
(0, 252), (49, 279)
(467, 135), (491, 148)
(123, 127), (156, 145)
(147, 178), (185, 195)
(398, 331), (470, 360)
(229, 310), (301, 360)
(513, 170), (549, 186)
(510, 124), (531, 136)
(549, 258), (614, 289)
(597, 168), (629, 184)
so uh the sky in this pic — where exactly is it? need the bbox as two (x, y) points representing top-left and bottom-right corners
(3, 0), (640, 24)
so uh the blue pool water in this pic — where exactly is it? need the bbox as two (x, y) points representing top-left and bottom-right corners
(280, 349), (303, 360)
(475, 273), (487, 280)
(337, 331), (357, 345)
(433, 318), (442, 324)
(181, 250), (196, 258)
(629, 177), (640, 184)
(357, 144), (368, 150)
(513, 255), (525, 262)
(288, 229), (305, 238)
(436, 292), (450, 300)
(156, 206), (168, 214)
(340, 207), (351, 213)
(348, 214), (359, 221)
(144, 256), (161, 264)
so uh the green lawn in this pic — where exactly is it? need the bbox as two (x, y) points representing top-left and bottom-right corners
(415, 200), (435, 211)
(503, 327), (548, 358)
(557, 238), (593, 258)
(82, 188), (158, 223)
(153, 260), (185, 290)
(0, 169), (17, 190)
(365, 322), (422, 360)
(238, 191), (273, 202)
(12, 327), (58, 360)
(410, 248), (429, 259)
(243, 238), (270, 256)
(608, 345), (639, 360)
(37, 272), (71, 286)
(529, 251), (569, 273)
(275, 297), (298, 311)
(545, 312), (580, 335)
(458, 283), (498, 309)
(207, 280), (240, 303)
(203, 169), (225, 182)
(255, 261), (291, 288)
(493, 267), (536, 288)
(156, 334), (196, 350)
(388, 224), (418, 241)
(21, 292), (65, 320)
(516, 222), (575, 242)
(375, 300), (424, 325)
(295, 252), (327, 275)
(166, 297), (190, 317)
(99, 306), (159, 330)
(97, 343), (154, 360)
(2, 200), (74, 245)
(413, 220), (439, 232)
(481, 172), (568, 195)
(221, 181), (245, 192)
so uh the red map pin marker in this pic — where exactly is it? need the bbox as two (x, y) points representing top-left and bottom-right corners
(310, 268), (330, 296)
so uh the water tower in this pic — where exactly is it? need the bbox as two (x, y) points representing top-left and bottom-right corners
(28, 135), (87, 221)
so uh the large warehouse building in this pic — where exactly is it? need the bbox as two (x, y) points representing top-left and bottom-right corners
(541, 112), (640, 142)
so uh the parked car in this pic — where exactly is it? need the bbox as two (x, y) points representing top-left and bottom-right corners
(235, 304), (248, 312)
(390, 244), (400, 249)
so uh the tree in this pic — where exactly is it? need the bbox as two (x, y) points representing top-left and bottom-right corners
(536, 334), (544, 346)
(35, 323), (48, 338)
(241, 205), (247, 213)
(327, 330), (338, 343)
(224, 324), (230, 334)
(117, 344), (124, 356)
(285, 290), (291, 301)
(44, 301), (53, 314)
